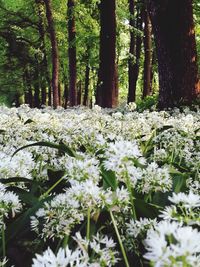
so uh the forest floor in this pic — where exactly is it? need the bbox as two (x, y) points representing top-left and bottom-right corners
(0, 104), (200, 267)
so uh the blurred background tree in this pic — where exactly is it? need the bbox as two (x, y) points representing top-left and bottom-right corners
(0, 0), (199, 108)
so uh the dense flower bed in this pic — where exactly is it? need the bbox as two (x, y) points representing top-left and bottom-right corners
(0, 104), (200, 267)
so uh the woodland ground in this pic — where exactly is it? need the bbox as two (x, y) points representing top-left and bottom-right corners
(0, 104), (200, 267)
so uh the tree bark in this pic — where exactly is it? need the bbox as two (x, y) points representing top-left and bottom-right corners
(24, 67), (33, 107)
(33, 64), (40, 108)
(96, 0), (118, 108)
(64, 83), (68, 108)
(128, 2), (143, 103)
(77, 81), (82, 105)
(142, 8), (152, 98)
(83, 58), (90, 106)
(147, 0), (199, 108)
(44, 0), (59, 108)
(36, 0), (51, 106)
(68, 0), (77, 106)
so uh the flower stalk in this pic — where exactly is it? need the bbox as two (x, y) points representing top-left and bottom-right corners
(110, 210), (130, 267)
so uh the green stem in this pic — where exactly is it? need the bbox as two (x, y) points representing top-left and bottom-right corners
(55, 238), (62, 254)
(110, 210), (130, 267)
(86, 207), (91, 240)
(62, 235), (69, 249)
(2, 222), (6, 262)
(125, 170), (137, 220)
(40, 176), (65, 199)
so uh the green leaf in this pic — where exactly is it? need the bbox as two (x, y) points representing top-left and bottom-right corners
(47, 169), (66, 193)
(100, 166), (118, 191)
(24, 119), (34, 125)
(6, 186), (38, 206)
(156, 125), (173, 134)
(134, 199), (161, 219)
(12, 141), (76, 158)
(173, 175), (187, 193)
(0, 196), (52, 251)
(128, 158), (146, 168)
(0, 177), (38, 186)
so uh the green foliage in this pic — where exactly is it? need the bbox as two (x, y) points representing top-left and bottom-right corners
(136, 94), (158, 111)
(0, 0), (199, 106)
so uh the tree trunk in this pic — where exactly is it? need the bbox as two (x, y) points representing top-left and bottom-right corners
(33, 65), (40, 108)
(128, 2), (143, 103)
(147, 0), (199, 108)
(64, 83), (68, 108)
(142, 8), (152, 98)
(44, 0), (59, 108)
(150, 47), (157, 94)
(24, 67), (33, 107)
(68, 0), (77, 106)
(83, 65), (90, 106)
(96, 0), (118, 108)
(36, 0), (51, 106)
(58, 83), (62, 106)
(77, 81), (82, 105)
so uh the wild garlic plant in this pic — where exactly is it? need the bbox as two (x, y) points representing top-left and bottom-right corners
(0, 104), (199, 266)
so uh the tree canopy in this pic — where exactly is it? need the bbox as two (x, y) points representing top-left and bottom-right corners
(0, 0), (199, 108)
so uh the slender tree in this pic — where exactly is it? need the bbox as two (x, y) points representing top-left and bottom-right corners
(67, 0), (77, 106)
(83, 46), (90, 106)
(36, 0), (51, 106)
(24, 66), (33, 107)
(127, 1), (143, 103)
(147, 0), (199, 108)
(142, 7), (152, 98)
(43, 0), (59, 108)
(33, 62), (40, 108)
(96, 0), (118, 108)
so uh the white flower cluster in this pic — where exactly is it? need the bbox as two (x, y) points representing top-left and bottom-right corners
(126, 218), (157, 239)
(0, 105), (199, 266)
(32, 232), (118, 267)
(31, 192), (84, 239)
(0, 182), (22, 225)
(160, 191), (200, 226)
(31, 181), (130, 240)
(144, 221), (200, 267)
(137, 162), (172, 194)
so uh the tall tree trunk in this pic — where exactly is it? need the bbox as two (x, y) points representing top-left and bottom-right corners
(128, 0), (135, 103)
(142, 8), (152, 98)
(36, 0), (51, 106)
(96, 0), (118, 108)
(68, 0), (77, 106)
(64, 83), (68, 108)
(33, 64), (40, 108)
(147, 0), (199, 108)
(77, 81), (82, 105)
(44, 0), (59, 108)
(24, 67), (33, 107)
(58, 83), (62, 106)
(83, 65), (90, 106)
(128, 2), (143, 103)
(150, 47), (157, 94)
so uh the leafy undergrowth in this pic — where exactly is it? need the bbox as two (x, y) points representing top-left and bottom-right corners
(0, 104), (200, 267)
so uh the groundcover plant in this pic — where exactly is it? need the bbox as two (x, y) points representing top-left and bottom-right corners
(0, 104), (200, 267)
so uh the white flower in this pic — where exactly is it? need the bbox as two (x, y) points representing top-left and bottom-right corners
(144, 221), (200, 267)
(102, 186), (130, 212)
(31, 192), (84, 240)
(126, 218), (157, 238)
(160, 192), (200, 226)
(0, 183), (22, 220)
(169, 191), (200, 208)
(32, 232), (118, 267)
(137, 162), (172, 193)
(32, 246), (86, 267)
